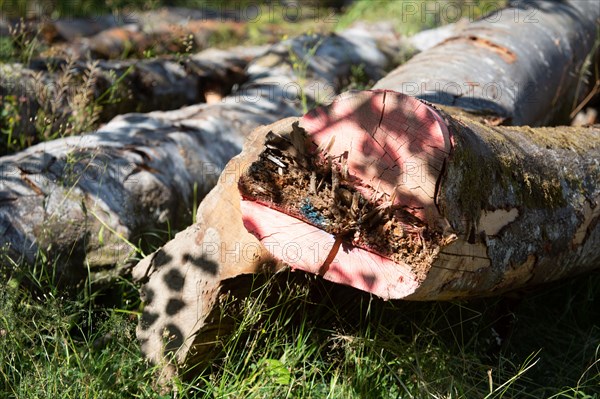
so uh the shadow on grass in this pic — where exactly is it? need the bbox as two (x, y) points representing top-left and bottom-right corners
(188, 268), (599, 397)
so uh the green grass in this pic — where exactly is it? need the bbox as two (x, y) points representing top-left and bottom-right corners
(336, 0), (508, 35)
(1, 263), (598, 398)
(0, 36), (15, 62)
(0, 272), (155, 398)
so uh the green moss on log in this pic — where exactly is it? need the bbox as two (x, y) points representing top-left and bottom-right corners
(448, 117), (567, 216)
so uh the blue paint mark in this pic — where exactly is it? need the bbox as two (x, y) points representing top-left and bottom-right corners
(300, 198), (326, 227)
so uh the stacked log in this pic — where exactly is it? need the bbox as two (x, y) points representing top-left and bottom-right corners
(0, 46), (260, 152)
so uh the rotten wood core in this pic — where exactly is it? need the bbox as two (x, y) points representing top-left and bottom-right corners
(236, 91), (455, 299)
(238, 121), (445, 282)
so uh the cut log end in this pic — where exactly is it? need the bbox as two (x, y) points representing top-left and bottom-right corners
(238, 90), (454, 299)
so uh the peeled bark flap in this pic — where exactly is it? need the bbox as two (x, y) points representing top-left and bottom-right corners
(374, 0), (600, 126)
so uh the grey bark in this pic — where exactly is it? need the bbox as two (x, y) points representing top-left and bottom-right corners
(374, 0), (600, 126)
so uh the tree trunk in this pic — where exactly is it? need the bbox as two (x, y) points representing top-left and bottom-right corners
(7, 7), (254, 59)
(133, 91), (600, 374)
(374, 0), (600, 126)
(130, 0), (600, 377)
(0, 27), (397, 285)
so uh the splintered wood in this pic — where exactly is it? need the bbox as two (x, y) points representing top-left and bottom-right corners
(238, 90), (453, 299)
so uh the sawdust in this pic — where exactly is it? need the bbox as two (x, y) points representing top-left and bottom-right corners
(238, 123), (443, 281)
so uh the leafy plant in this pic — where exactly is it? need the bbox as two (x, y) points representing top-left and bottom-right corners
(0, 95), (22, 153)
(289, 35), (325, 113)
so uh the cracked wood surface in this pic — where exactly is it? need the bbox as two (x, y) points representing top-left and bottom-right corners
(238, 91), (450, 299)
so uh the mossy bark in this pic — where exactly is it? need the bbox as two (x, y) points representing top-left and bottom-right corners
(412, 108), (600, 299)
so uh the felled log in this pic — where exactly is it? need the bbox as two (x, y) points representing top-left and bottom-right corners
(251, 91), (599, 299)
(132, 91), (600, 374)
(7, 7), (247, 58)
(0, 28), (395, 285)
(0, 46), (260, 153)
(131, 0), (600, 377)
(0, 11), (451, 152)
(82, 19), (247, 59)
(10, 6), (292, 60)
(375, 0), (600, 126)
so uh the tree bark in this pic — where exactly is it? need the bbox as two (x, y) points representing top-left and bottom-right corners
(375, 0), (600, 126)
(0, 28), (396, 285)
(130, 0), (600, 377)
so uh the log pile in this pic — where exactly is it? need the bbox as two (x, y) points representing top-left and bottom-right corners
(1, 0), (598, 384)
(129, 0), (600, 378)
(1, 6), (433, 153)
